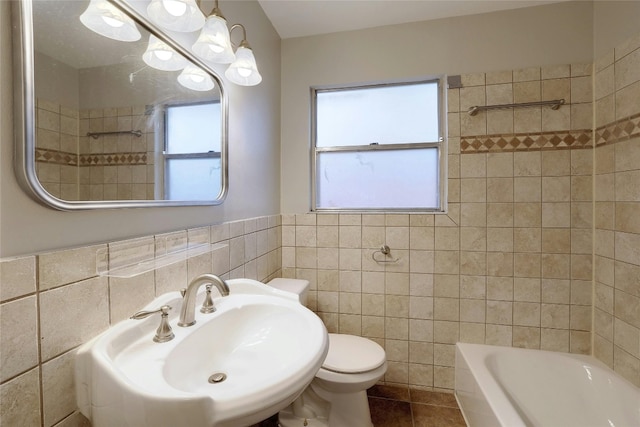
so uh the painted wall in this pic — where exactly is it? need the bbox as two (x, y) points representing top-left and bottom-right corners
(34, 51), (79, 109)
(0, 0), (281, 257)
(593, 0), (640, 57)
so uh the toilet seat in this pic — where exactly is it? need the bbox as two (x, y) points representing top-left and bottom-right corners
(322, 334), (386, 374)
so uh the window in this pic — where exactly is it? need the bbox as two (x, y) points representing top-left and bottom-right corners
(163, 101), (222, 200)
(312, 80), (445, 211)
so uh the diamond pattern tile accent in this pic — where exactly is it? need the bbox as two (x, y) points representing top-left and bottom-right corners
(461, 111), (640, 154)
(595, 112), (640, 146)
(35, 148), (78, 166)
(78, 152), (148, 166)
(35, 148), (147, 166)
(460, 129), (592, 154)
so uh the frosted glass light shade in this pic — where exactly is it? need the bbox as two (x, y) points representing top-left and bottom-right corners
(79, 0), (141, 42)
(147, 0), (205, 32)
(224, 46), (262, 86)
(142, 35), (188, 71)
(178, 64), (215, 91)
(192, 15), (235, 64)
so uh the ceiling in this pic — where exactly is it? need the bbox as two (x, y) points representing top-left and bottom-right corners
(257, 0), (570, 39)
(32, 0), (571, 69)
(33, 0), (150, 69)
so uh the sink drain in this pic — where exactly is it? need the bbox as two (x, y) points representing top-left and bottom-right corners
(208, 373), (227, 384)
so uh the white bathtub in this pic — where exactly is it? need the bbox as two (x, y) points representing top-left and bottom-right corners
(455, 343), (640, 427)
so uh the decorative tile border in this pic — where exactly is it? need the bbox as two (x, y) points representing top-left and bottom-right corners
(35, 148), (147, 166)
(595, 112), (640, 146)
(35, 148), (78, 166)
(78, 152), (148, 166)
(460, 129), (592, 154)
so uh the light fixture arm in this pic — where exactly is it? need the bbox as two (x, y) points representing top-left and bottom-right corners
(229, 23), (250, 49)
(208, 0), (226, 19)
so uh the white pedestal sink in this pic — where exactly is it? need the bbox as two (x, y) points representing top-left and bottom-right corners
(75, 279), (329, 427)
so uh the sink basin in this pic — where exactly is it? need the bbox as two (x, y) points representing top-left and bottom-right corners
(75, 278), (329, 427)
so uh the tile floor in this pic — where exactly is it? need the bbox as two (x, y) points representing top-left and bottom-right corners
(368, 385), (466, 427)
(252, 385), (467, 427)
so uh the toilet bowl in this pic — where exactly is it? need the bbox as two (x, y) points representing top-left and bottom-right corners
(267, 278), (387, 427)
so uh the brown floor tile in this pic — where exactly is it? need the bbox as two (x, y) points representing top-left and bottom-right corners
(410, 389), (458, 408)
(369, 397), (413, 427)
(368, 384), (411, 401)
(254, 388), (465, 427)
(411, 403), (466, 427)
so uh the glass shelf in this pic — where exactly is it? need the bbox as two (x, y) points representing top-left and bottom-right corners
(97, 241), (227, 278)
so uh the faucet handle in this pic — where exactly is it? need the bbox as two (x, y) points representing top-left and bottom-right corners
(131, 304), (171, 319)
(131, 305), (175, 343)
(200, 284), (216, 314)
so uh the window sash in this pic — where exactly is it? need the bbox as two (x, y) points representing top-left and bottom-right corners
(315, 80), (441, 147)
(164, 101), (221, 154)
(315, 147), (440, 210)
(311, 79), (446, 212)
(164, 152), (221, 160)
(162, 101), (222, 199)
(316, 142), (440, 153)
(164, 157), (222, 200)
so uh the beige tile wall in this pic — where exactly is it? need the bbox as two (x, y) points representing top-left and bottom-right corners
(35, 100), (80, 200)
(0, 215), (282, 427)
(78, 105), (155, 201)
(281, 62), (595, 392)
(35, 101), (156, 202)
(593, 32), (640, 387)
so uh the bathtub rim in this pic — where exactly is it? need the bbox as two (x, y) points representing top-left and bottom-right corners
(455, 343), (526, 427)
(455, 342), (640, 427)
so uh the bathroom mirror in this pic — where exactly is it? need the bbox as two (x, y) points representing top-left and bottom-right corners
(13, 0), (228, 210)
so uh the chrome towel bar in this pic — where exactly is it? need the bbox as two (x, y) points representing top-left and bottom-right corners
(87, 130), (143, 139)
(468, 99), (565, 116)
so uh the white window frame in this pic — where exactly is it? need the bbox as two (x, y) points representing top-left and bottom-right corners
(310, 78), (447, 213)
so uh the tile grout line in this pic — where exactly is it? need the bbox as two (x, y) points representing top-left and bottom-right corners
(35, 255), (45, 427)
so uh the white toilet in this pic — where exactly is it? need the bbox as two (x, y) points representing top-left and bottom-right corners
(267, 278), (387, 427)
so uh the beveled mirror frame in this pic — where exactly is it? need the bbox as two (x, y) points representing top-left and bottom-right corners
(12, 0), (229, 210)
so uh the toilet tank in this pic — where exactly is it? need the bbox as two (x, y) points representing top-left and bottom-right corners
(267, 278), (310, 305)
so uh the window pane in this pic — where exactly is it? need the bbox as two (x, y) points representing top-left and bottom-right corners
(316, 148), (439, 209)
(166, 103), (221, 154)
(316, 82), (439, 147)
(165, 158), (221, 200)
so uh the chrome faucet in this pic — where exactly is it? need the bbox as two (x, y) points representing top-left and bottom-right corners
(178, 274), (230, 327)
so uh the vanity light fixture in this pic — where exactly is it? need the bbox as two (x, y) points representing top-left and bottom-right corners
(142, 34), (189, 71)
(147, 0), (205, 33)
(79, 0), (141, 42)
(82, 0), (261, 88)
(225, 24), (262, 86)
(191, 0), (235, 64)
(177, 63), (215, 91)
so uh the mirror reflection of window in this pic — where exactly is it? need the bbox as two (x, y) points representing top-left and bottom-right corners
(163, 102), (222, 200)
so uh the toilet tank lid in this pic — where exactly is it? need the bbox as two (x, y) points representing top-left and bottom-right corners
(323, 334), (386, 374)
(267, 278), (310, 295)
